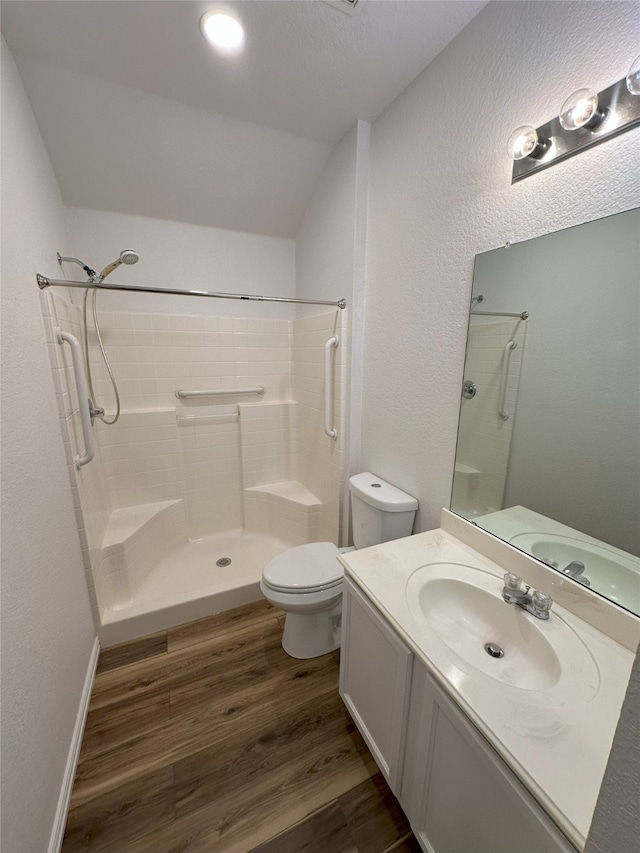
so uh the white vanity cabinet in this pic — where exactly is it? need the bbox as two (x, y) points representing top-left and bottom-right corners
(340, 575), (578, 853)
(403, 661), (577, 853)
(339, 577), (413, 794)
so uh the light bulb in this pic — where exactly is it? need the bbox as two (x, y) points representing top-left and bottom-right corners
(627, 54), (640, 95)
(200, 11), (244, 51)
(558, 88), (605, 130)
(507, 125), (548, 160)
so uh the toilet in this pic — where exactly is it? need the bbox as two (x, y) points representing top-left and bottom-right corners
(260, 472), (418, 659)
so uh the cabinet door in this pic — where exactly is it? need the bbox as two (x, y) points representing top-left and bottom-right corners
(340, 577), (413, 794)
(404, 662), (578, 853)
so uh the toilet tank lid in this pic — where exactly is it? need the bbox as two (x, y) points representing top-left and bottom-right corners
(349, 473), (418, 512)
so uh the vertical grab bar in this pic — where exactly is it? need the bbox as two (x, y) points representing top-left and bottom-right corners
(57, 328), (95, 468)
(324, 335), (339, 440)
(499, 340), (517, 421)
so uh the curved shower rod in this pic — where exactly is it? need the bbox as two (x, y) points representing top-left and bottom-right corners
(36, 274), (347, 310)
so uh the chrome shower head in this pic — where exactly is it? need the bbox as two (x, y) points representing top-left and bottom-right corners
(97, 249), (139, 282)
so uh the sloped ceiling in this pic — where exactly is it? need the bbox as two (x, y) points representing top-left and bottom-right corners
(2, 0), (487, 237)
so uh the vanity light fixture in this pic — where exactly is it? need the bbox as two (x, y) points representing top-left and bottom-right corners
(509, 56), (640, 183)
(200, 11), (244, 52)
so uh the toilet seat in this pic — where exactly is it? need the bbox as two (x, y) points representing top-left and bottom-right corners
(262, 542), (343, 594)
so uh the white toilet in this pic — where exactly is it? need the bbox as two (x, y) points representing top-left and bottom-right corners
(260, 472), (418, 659)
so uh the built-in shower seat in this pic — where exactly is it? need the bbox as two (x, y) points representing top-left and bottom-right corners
(100, 499), (187, 607)
(244, 479), (325, 546)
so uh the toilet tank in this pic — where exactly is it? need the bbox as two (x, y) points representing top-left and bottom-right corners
(349, 473), (418, 550)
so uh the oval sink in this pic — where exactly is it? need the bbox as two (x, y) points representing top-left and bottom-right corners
(406, 562), (599, 700)
(509, 532), (640, 612)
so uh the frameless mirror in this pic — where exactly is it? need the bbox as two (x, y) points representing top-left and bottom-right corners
(452, 208), (640, 617)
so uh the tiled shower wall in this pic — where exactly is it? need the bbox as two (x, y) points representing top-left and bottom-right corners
(41, 289), (347, 620)
(452, 317), (526, 516)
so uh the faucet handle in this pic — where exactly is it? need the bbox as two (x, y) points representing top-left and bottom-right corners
(531, 590), (553, 615)
(503, 572), (523, 591)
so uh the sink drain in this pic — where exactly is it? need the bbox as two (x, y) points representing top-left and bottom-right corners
(216, 557), (232, 567)
(485, 642), (504, 659)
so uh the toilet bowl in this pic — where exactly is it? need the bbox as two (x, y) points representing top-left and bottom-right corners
(260, 542), (344, 659)
(261, 473), (418, 659)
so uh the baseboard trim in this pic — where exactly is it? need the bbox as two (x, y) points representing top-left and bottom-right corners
(48, 636), (100, 853)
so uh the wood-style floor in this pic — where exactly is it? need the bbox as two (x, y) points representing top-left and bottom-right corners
(63, 599), (421, 853)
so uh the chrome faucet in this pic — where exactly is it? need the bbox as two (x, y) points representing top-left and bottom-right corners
(563, 560), (585, 577)
(561, 560), (591, 587)
(502, 573), (553, 620)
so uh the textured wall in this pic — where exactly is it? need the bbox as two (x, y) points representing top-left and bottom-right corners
(586, 645), (640, 853)
(363, 0), (640, 534)
(0, 38), (96, 853)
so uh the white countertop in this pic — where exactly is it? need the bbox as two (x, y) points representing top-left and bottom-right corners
(340, 527), (635, 851)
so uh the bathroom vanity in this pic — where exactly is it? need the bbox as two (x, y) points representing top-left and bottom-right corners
(338, 511), (638, 853)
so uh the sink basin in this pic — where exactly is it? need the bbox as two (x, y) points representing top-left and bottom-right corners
(406, 562), (599, 699)
(509, 532), (640, 612)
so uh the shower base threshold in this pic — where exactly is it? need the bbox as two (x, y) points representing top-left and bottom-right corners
(98, 528), (292, 647)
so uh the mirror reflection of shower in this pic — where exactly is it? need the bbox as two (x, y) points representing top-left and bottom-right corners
(57, 249), (140, 425)
(453, 298), (528, 519)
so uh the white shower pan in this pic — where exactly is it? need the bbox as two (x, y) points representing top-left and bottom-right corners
(98, 526), (291, 646)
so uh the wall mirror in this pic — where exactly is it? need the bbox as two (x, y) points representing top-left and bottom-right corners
(452, 208), (640, 618)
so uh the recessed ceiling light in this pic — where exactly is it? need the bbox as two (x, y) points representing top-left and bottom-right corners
(200, 11), (244, 52)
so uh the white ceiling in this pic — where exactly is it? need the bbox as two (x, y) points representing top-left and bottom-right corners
(2, 0), (487, 237)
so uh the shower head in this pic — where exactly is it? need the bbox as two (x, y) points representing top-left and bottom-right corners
(97, 249), (139, 282)
(119, 249), (139, 265)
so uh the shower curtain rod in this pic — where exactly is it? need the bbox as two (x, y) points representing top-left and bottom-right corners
(472, 309), (529, 321)
(36, 274), (347, 310)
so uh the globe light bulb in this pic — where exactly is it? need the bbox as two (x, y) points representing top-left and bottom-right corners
(558, 88), (604, 131)
(627, 54), (640, 96)
(507, 125), (549, 160)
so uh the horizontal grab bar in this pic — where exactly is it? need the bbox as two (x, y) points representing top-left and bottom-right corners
(472, 309), (529, 321)
(175, 386), (265, 399)
(324, 336), (338, 440)
(57, 328), (95, 469)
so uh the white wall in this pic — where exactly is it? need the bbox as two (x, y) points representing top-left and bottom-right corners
(296, 123), (359, 309)
(362, 2), (640, 848)
(65, 207), (296, 318)
(15, 58), (332, 239)
(295, 120), (369, 539)
(363, 0), (640, 534)
(0, 38), (96, 853)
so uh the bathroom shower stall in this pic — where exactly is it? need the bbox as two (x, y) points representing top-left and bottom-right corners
(40, 274), (348, 645)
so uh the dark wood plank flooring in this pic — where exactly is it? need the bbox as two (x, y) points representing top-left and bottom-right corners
(63, 600), (420, 853)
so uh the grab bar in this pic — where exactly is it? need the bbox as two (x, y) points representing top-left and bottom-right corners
(57, 328), (95, 469)
(324, 335), (339, 440)
(499, 340), (517, 421)
(175, 386), (265, 399)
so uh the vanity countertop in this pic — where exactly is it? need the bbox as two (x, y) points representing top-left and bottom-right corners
(339, 527), (635, 851)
